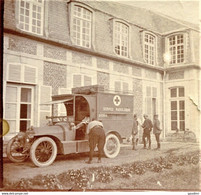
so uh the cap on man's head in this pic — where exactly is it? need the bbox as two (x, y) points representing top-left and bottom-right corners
(143, 114), (148, 117)
(154, 114), (158, 117)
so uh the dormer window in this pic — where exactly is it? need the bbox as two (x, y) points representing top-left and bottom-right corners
(71, 4), (92, 48)
(143, 32), (157, 65)
(168, 34), (185, 64)
(18, 0), (44, 35)
(114, 21), (129, 57)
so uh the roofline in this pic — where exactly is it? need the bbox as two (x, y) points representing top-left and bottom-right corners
(150, 10), (200, 33)
(73, 0), (200, 34)
(71, 0), (162, 36)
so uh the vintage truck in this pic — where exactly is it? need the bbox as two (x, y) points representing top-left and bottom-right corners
(6, 85), (134, 167)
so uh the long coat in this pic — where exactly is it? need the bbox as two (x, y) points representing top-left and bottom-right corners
(153, 119), (162, 134)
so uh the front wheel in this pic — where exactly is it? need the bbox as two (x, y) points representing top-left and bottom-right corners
(30, 137), (57, 167)
(104, 134), (120, 158)
(6, 136), (29, 163)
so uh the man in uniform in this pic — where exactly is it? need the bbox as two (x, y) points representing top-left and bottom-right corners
(153, 114), (162, 150)
(86, 119), (106, 164)
(142, 114), (153, 149)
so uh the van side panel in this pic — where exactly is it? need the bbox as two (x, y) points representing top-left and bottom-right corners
(97, 93), (134, 139)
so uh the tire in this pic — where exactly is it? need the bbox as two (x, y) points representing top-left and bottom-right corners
(184, 132), (196, 142)
(30, 137), (57, 167)
(6, 136), (29, 163)
(104, 134), (120, 158)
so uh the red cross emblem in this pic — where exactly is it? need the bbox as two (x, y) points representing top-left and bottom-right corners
(113, 95), (121, 106)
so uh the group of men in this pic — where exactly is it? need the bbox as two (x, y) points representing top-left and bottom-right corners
(76, 113), (162, 164)
(132, 114), (162, 150)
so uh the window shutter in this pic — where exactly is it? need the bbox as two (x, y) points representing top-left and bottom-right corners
(39, 85), (52, 127)
(115, 81), (121, 92)
(8, 64), (21, 82)
(152, 87), (157, 98)
(40, 85), (51, 111)
(146, 86), (151, 96)
(123, 82), (129, 93)
(146, 97), (152, 116)
(73, 75), (82, 87)
(84, 76), (92, 86)
(24, 66), (36, 83)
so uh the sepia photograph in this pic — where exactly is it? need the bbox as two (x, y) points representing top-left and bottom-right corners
(0, 0), (200, 192)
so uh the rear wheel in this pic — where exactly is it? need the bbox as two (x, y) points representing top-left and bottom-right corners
(104, 134), (120, 158)
(30, 137), (57, 167)
(6, 136), (29, 163)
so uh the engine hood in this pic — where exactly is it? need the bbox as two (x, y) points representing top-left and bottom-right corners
(31, 122), (69, 141)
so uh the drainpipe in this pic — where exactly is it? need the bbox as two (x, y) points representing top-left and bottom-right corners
(163, 68), (166, 140)
(163, 53), (171, 141)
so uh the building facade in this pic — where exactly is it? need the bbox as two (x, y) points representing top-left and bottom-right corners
(3, 0), (200, 141)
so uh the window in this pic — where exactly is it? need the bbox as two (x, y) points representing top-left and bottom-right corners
(73, 74), (92, 88)
(144, 33), (156, 65)
(114, 21), (129, 57)
(170, 87), (185, 130)
(114, 81), (129, 93)
(18, 0), (44, 35)
(71, 5), (92, 48)
(168, 34), (184, 64)
(5, 84), (34, 133)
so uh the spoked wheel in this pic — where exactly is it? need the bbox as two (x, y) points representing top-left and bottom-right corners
(6, 136), (29, 163)
(30, 137), (57, 167)
(184, 132), (196, 142)
(104, 134), (120, 158)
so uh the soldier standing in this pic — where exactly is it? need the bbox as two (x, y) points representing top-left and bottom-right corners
(141, 114), (153, 149)
(153, 114), (162, 150)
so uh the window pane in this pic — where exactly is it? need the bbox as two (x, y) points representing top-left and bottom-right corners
(21, 88), (31, 102)
(179, 101), (185, 110)
(171, 101), (177, 110)
(20, 120), (31, 132)
(179, 87), (184, 97)
(20, 104), (31, 119)
(179, 111), (185, 120)
(171, 111), (177, 120)
(171, 88), (177, 97)
(180, 121), (185, 131)
(171, 121), (177, 130)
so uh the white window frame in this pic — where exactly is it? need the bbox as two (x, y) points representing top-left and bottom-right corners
(143, 31), (157, 65)
(17, 0), (44, 35)
(113, 19), (130, 58)
(7, 63), (38, 84)
(166, 33), (186, 65)
(4, 84), (35, 133)
(170, 87), (185, 131)
(69, 2), (93, 48)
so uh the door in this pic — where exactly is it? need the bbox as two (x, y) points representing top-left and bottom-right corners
(5, 84), (34, 134)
